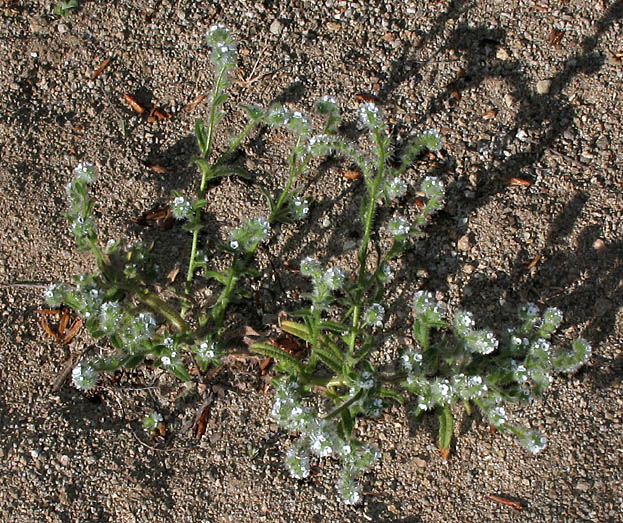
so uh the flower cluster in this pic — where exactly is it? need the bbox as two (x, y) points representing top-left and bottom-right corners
(229, 217), (270, 253)
(271, 379), (380, 504)
(300, 257), (345, 312)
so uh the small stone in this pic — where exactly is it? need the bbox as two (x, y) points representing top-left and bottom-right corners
(593, 238), (605, 251)
(269, 20), (283, 35)
(457, 234), (471, 252)
(496, 47), (510, 60)
(503, 93), (514, 107)
(463, 264), (475, 274)
(575, 480), (590, 492)
(57, 23), (68, 34)
(412, 457), (427, 468)
(327, 22), (341, 32)
(536, 79), (552, 94)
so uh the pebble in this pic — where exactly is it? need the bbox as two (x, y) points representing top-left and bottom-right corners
(57, 23), (68, 34)
(536, 79), (552, 94)
(269, 20), (283, 35)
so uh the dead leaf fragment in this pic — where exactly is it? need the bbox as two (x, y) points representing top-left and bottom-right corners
(488, 494), (524, 511)
(343, 169), (362, 180)
(123, 93), (145, 114)
(192, 396), (213, 440)
(549, 28), (564, 47)
(354, 93), (378, 103)
(439, 447), (450, 460)
(90, 57), (112, 80)
(131, 205), (175, 230)
(483, 109), (497, 120)
(183, 94), (206, 112)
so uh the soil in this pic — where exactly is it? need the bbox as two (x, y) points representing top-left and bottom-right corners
(1, 1), (622, 522)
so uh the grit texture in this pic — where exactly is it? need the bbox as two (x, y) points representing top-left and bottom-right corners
(0, 1), (622, 521)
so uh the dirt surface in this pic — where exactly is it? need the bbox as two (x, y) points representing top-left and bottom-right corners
(1, 1), (622, 521)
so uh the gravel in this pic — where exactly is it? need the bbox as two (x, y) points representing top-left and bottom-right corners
(0, 0), (621, 521)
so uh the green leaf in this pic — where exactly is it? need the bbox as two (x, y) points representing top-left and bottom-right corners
(195, 119), (208, 156)
(192, 157), (212, 174)
(204, 270), (229, 285)
(250, 342), (306, 375)
(340, 410), (354, 438)
(169, 364), (191, 382)
(121, 354), (145, 369)
(280, 321), (313, 343)
(438, 405), (453, 458)
(212, 164), (251, 180)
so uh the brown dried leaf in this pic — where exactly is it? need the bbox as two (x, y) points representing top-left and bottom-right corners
(343, 169), (362, 180)
(40, 316), (60, 342)
(483, 109), (497, 120)
(549, 28), (564, 47)
(61, 319), (82, 345)
(90, 57), (112, 80)
(192, 397), (213, 440)
(354, 93), (378, 102)
(123, 93), (146, 114)
(439, 447), (450, 460)
(488, 494), (524, 511)
(183, 94), (207, 112)
(526, 254), (542, 270)
(58, 308), (70, 337)
(167, 266), (180, 283)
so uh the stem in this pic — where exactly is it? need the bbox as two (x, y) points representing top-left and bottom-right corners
(185, 66), (228, 293)
(270, 136), (310, 222)
(349, 127), (387, 353)
(137, 291), (188, 332)
(211, 261), (238, 332)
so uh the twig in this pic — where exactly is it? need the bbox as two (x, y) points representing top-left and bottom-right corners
(0, 281), (51, 289)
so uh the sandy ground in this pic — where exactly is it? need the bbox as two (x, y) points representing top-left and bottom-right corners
(1, 1), (622, 521)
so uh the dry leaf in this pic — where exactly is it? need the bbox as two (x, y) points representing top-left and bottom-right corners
(483, 109), (497, 120)
(439, 448), (450, 460)
(488, 494), (524, 511)
(343, 169), (362, 180)
(90, 57), (112, 80)
(167, 266), (180, 283)
(354, 93), (378, 102)
(123, 93), (146, 113)
(183, 94), (206, 112)
(549, 28), (564, 47)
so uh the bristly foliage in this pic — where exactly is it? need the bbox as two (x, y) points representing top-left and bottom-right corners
(46, 26), (591, 505)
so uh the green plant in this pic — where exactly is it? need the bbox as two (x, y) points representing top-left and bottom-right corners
(44, 25), (591, 504)
(53, 0), (78, 17)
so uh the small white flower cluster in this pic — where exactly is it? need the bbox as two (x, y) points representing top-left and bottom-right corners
(285, 441), (310, 479)
(285, 111), (310, 136)
(465, 329), (499, 355)
(229, 217), (270, 253)
(420, 176), (444, 201)
(517, 428), (547, 454)
(44, 283), (68, 308)
(401, 349), (423, 374)
(419, 129), (442, 152)
(510, 360), (529, 384)
(289, 195), (309, 221)
(307, 133), (334, 155)
(171, 196), (193, 220)
(487, 405), (508, 427)
(73, 162), (97, 183)
(143, 412), (164, 433)
(363, 303), (385, 328)
(431, 378), (454, 404)
(315, 95), (339, 115)
(205, 25), (236, 67)
(358, 102), (384, 130)
(99, 301), (122, 335)
(322, 266), (345, 291)
(452, 374), (488, 400)
(413, 290), (445, 325)
(358, 371), (375, 390)
(72, 363), (98, 390)
(384, 176), (407, 200)
(160, 349), (179, 368)
(387, 216), (410, 239)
